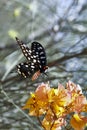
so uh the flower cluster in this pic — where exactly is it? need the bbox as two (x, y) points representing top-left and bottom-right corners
(22, 81), (87, 130)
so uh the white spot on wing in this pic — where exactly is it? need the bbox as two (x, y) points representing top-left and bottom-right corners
(42, 61), (45, 63)
(23, 50), (25, 52)
(31, 56), (33, 58)
(22, 73), (26, 78)
(31, 65), (35, 68)
(38, 47), (43, 50)
(33, 59), (36, 63)
(25, 53), (28, 56)
(31, 62), (34, 65)
(40, 56), (45, 59)
(17, 65), (20, 68)
(28, 71), (30, 75)
(25, 65), (28, 67)
(21, 63), (24, 65)
(33, 55), (36, 58)
(18, 69), (21, 74)
(28, 57), (30, 60)
(40, 51), (44, 55)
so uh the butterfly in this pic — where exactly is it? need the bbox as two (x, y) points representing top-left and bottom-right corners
(15, 37), (48, 80)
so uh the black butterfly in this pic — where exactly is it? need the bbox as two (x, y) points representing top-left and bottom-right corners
(15, 37), (48, 80)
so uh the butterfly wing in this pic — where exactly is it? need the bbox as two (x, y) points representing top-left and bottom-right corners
(15, 37), (32, 61)
(16, 37), (39, 79)
(17, 62), (39, 78)
(31, 41), (47, 72)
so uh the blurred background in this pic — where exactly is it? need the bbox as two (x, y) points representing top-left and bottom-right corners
(0, 0), (87, 129)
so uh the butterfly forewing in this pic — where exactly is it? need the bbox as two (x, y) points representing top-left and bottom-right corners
(31, 42), (47, 71)
(15, 37), (32, 62)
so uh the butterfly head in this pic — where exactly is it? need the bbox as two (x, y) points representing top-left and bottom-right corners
(43, 66), (48, 72)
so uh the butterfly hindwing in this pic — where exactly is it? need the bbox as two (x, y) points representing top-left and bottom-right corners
(17, 62), (39, 78)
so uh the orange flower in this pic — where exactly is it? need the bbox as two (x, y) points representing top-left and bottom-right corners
(72, 95), (87, 112)
(65, 81), (87, 113)
(35, 82), (50, 102)
(47, 84), (71, 117)
(42, 109), (66, 130)
(22, 81), (87, 130)
(66, 81), (82, 95)
(54, 84), (71, 107)
(70, 114), (87, 130)
(66, 95), (87, 114)
(83, 103), (87, 112)
(23, 83), (50, 116)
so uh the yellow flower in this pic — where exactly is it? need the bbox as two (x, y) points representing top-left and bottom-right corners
(23, 83), (50, 116)
(22, 81), (87, 130)
(42, 109), (66, 130)
(70, 114), (87, 130)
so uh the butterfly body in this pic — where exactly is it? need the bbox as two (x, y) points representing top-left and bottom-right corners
(16, 37), (48, 80)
